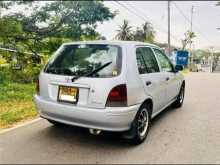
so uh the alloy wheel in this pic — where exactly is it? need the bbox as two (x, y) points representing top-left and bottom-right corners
(137, 108), (149, 137)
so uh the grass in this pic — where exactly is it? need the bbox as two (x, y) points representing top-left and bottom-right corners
(0, 82), (38, 129)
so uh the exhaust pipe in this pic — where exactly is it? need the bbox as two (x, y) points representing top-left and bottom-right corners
(89, 129), (101, 135)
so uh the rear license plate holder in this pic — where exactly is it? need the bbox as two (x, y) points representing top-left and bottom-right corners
(57, 86), (78, 104)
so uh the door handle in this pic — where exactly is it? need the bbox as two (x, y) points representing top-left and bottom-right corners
(146, 81), (152, 86)
(166, 77), (170, 81)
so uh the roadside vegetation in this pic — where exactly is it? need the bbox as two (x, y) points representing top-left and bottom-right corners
(0, 69), (36, 129)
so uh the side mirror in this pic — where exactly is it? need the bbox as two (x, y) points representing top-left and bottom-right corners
(175, 65), (184, 72)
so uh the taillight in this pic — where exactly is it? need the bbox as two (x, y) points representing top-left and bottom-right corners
(106, 84), (127, 107)
(36, 78), (40, 95)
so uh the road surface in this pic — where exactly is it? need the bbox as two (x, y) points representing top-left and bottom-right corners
(0, 72), (220, 164)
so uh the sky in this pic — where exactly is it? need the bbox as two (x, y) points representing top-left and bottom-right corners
(97, 1), (220, 51)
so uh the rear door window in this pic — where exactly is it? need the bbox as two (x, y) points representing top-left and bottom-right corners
(136, 47), (160, 74)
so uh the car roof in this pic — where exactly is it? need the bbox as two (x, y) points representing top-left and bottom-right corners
(63, 40), (160, 49)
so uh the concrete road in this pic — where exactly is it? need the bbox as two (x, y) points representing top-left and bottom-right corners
(0, 72), (220, 164)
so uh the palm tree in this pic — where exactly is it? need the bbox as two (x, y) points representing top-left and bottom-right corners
(181, 30), (196, 50)
(115, 20), (133, 40)
(142, 22), (155, 43)
(133, 22), (155, 43)
(133, 27), (143, 42)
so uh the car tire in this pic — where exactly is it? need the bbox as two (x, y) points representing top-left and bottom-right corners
(123, 104), (151, 145)
(173, 83), (185, 108)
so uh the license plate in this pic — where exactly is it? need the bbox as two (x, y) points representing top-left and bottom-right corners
(58, 86), (78, 104)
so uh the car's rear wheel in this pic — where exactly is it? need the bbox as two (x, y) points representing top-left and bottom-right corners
(124, 104), (151, 145)
(173, 83), (185, 108)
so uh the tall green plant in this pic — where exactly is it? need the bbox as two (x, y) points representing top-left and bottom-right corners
(115, 20), (133, 40)
(133, 22), (155, 43)
(0, 1), (116, 82)
(0, 1), (115, 55)
(181, 30), (196, 50)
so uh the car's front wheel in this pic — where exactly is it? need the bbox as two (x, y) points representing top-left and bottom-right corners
(124, 104), (151, 145)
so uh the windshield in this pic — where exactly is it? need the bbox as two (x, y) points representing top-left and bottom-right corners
(44, 44), (122, 78)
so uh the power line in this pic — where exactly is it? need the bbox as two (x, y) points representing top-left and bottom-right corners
(173, 2), (214, 45)
(114, 1), (146, 23)
(173, 2), (192, 25)
(124, 1), (181, 42)
(125, 1), (176, 39)
(114, 1), (181, 43)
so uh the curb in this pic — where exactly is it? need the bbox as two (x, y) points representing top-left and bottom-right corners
(0, 118), (42, 135)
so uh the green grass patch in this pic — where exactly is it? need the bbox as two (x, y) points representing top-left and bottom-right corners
(0, 82), (38, 129)
(0, 82), (35, 101)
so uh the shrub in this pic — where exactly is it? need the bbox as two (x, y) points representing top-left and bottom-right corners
(10, 64), (43, 83)
(0, 66), (10, 84)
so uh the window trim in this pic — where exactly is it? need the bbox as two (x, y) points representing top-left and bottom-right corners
(135, 46), (160, 75)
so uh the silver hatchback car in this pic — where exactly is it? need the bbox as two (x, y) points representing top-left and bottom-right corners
(34, 41), (185, 144)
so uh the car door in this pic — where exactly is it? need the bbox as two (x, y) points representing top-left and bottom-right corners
(135, 46), (167, 112)
(153, 48), (179, 103)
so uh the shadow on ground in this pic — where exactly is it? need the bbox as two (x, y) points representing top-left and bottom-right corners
(36, 105), (178, 149)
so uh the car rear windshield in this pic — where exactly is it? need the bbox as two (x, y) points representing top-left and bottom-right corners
(44, 44), (122, 78)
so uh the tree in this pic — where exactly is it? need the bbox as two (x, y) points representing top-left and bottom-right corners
(0, 1), (116, 82)
(115, 20), (133, 40)
(0, 1), (115, 55)
(193, 49), (209, 63)
(181, 30), (196, 50)
(133, 22), (155, 43)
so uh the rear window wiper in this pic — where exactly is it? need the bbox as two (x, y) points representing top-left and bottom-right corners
(72, 61), (112, 82)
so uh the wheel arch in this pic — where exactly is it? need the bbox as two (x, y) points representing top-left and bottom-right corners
(139, 98), (153, 119)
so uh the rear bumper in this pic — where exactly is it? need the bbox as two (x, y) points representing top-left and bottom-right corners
(34, 95), (139, 132)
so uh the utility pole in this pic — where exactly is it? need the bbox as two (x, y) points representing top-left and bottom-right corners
(190, 5), (194, 64)
(168, 1), (171, 56)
